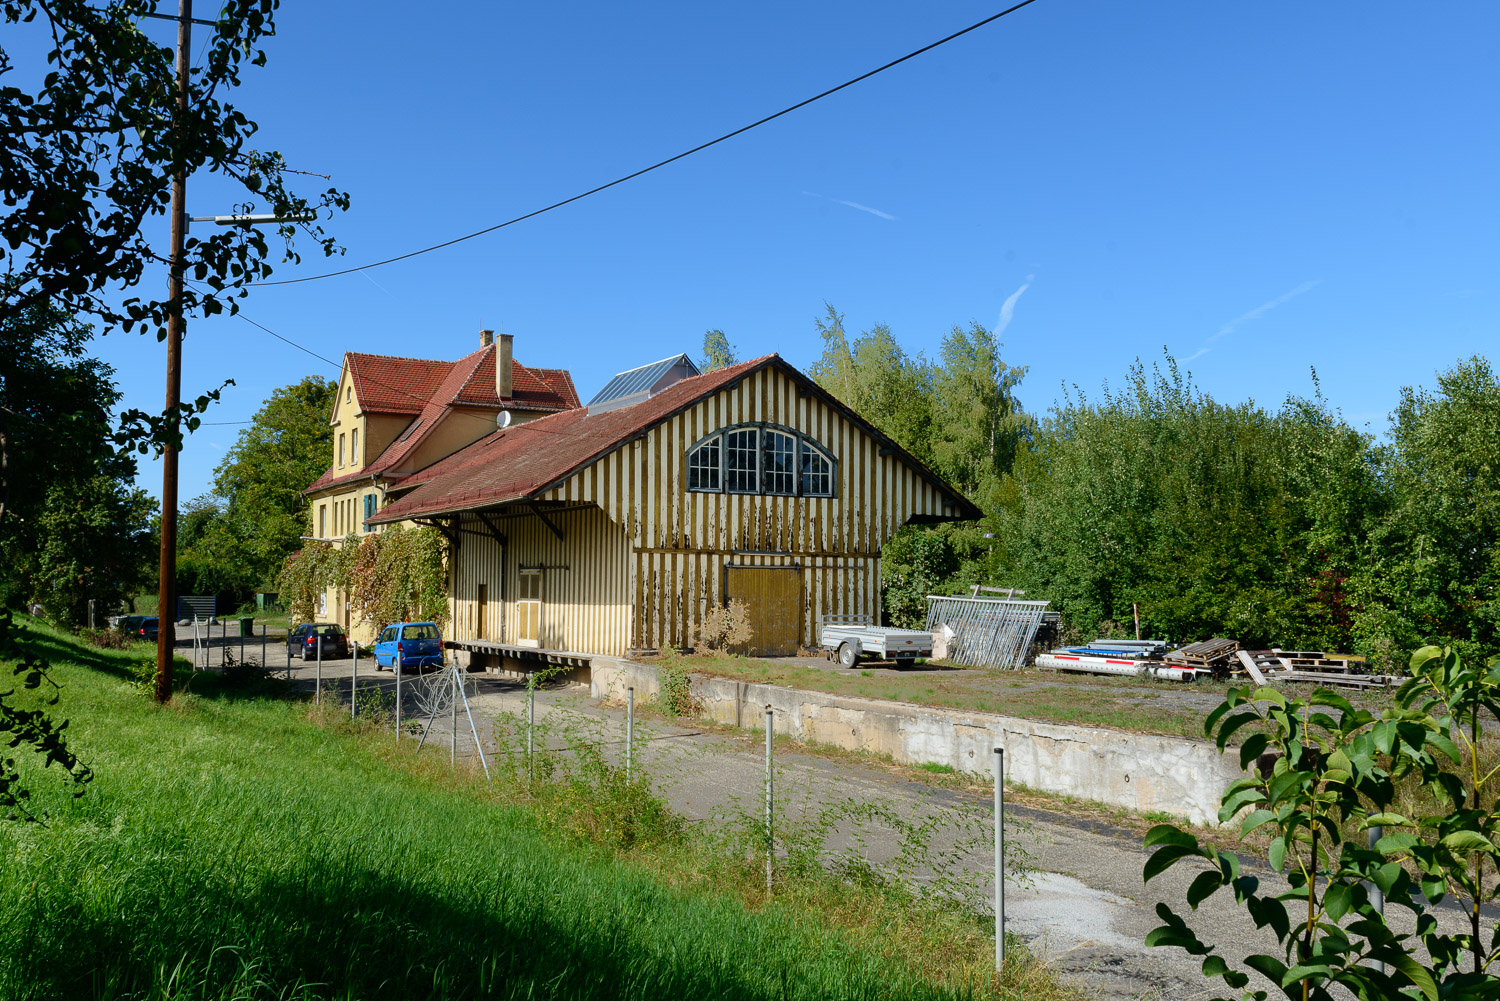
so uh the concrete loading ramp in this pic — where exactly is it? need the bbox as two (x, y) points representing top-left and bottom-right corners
(587, 657), (1247, 827)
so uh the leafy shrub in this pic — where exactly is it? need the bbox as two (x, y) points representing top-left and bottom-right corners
(696, 600), (752, 652)
(81, 627), (131, 650)
(1144, 645), (1500, 999)
(882, 528), (957, 628)
(655, 647), (700, 717)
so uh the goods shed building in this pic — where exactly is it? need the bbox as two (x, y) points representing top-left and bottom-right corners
(368, 353), (980, 659)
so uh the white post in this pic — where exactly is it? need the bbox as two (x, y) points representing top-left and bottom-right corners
(260, 623), (266, 671)
(995, 746), (1005, 973)
(395, 646), (403, 740)
(450, 666), (458, 768)
(626, 686), (634, 781)
(315, 633), (322, 704)
(350, 641), (358, 719)
(765, 704), (774, 895)
(1370, 825), (1385, 974)
(527, 685), (535, 778)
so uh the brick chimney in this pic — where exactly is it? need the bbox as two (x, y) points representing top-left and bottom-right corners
(497, 333), (513, 399)
(479, 329), (493, 347)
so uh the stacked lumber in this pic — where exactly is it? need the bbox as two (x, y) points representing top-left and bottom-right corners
(1163, 638), (1239, 677)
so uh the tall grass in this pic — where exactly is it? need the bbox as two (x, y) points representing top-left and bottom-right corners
(0, 620), (1081, 1001)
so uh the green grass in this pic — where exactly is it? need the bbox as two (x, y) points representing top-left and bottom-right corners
(917, 762), (957, 775)
(0, 619), (1083, 1001)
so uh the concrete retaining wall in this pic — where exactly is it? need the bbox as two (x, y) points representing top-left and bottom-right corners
(589, 658), (1244, 826)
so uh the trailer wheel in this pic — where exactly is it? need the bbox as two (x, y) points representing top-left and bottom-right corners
(837, 642), (858, 668)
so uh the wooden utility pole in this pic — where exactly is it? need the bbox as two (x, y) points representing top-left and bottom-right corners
(154, 0), (192, 703)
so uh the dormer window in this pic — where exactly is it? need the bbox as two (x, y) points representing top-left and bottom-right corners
(686, 423), (835, 497)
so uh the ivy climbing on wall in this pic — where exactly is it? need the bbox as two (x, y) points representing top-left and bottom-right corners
(278, 526), (449, 628)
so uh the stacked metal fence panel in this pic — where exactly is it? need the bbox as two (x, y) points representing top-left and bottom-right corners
(925, 596), (1050, 670)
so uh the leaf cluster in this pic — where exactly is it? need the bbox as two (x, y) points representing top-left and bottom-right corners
(0, 611), (91, 822)
(1143, 645), (1500, 1000)
(276, 526), (449, 629)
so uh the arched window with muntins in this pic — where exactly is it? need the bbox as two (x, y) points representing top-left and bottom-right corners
(685, 423), (837, 498)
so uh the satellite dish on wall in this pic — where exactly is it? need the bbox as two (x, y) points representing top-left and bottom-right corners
(497, 410), (512, 429)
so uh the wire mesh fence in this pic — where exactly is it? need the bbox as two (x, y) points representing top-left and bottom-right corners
(924, 596), (1050, 670)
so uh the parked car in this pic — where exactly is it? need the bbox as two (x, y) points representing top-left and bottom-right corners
(133, 617), (159, 642)
(115, 614), (148, 636)
(372, 622), (443, 671)
(287, 623), (350, 662)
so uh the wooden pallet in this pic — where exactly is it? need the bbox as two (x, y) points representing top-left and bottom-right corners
(1241, 649), (1393, 688)
(1165, 638), (1240, 676)
(1277, 670), (1394, 689)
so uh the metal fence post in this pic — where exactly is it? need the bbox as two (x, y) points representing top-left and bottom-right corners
(765, 704), (774, 895)
(316, 635), (322, 704)
(527, 685), (535, 779)
(995, 746), (1006, 973)
(395, 648), (403, 740)
(239, 621), (244, 666)
(351, 641), (359, 719)
(1370, 825), (1385, 974)
(626, 686), (634, 781)
(450, 666), (458, 768)
(221, 619), (227, 669)
(260, 623), (266, 670)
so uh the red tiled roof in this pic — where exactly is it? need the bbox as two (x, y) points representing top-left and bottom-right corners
(370, 355), (982, 524)
(307, 344), (580, 495)
(346, 353), (453, 415)
(451, 351), (581, 411)
(304, 465), (386, 494)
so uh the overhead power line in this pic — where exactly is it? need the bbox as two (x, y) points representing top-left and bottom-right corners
(189, 287), (609, 447)
(257, 0), (1042, 287)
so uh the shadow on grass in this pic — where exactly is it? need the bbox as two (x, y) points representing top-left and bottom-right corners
(7, 851), (899, 1001)
(16, 629), (144, 682)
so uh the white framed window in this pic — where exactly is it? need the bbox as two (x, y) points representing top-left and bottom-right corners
(764, 430), (795, 495)
(686, 424), (837, 498)
(725, 428), (758, 492)
(800, 442), (832, 496)
(688, 434), (720, 490)
(350, 428), (359, 465)
(338, 433), (345, 467)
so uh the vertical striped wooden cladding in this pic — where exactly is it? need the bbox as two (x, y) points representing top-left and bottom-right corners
(445, 364), (958, 655)
(449, 504), (631, 656)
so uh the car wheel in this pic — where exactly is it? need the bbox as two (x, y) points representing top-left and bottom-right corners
(301, 646), (311, 662)
(837, 642), (857, 668)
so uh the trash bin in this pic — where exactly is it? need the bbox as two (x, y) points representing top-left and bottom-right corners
(238, 616), (254, 637)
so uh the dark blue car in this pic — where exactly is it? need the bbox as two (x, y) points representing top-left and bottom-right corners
(373, 622), (443, 671)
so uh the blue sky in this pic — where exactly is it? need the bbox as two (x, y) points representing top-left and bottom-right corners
(56, 1), (1500, 501)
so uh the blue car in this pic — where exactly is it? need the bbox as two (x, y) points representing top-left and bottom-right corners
(373, 622), (444, 671)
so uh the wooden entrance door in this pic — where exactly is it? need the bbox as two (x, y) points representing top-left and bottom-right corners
(515, 570), (542, 647)
(725, 566), (802, 656)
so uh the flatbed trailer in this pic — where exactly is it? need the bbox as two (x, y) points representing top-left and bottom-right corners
(819, 614), (932, 667)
